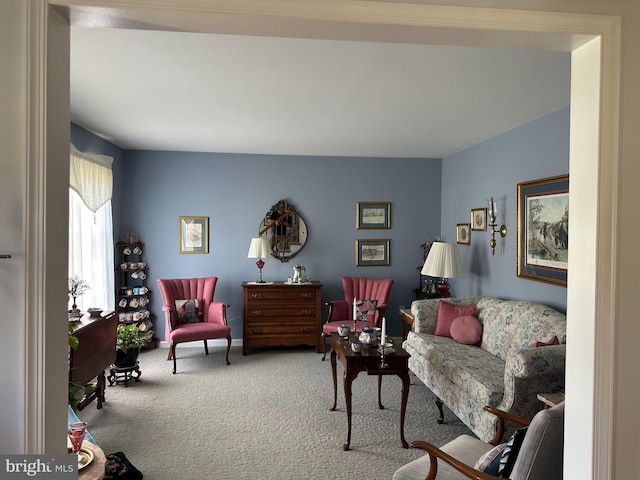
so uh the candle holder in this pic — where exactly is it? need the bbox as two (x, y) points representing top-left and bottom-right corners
(488, 197), (507, 256)
(489, 212), (507, 256)
(379, 344), (389, 369)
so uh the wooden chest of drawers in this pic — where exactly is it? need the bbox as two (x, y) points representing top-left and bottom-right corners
(242, 281), (323, 355)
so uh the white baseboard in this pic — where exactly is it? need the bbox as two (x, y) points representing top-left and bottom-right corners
(156, 339), (243, 349)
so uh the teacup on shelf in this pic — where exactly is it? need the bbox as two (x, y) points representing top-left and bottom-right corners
(351, 341), (363, 353)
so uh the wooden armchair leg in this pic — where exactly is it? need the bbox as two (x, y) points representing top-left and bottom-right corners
(225, 335), (231, 365)
(436, 398), (445, 424)
(172, 344), (177, 374)
(321, 333), (327, 361)
(167, 348), (173, 360)
(204, 339), (209, 355)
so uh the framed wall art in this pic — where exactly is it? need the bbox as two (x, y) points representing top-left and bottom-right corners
(517, 174), (569, 286)
(178, 216), (209, 254)
(456, 223), (471, 245)
(356, 202), (391, 229)
(355, 239), (390, 266)
(470, 207), (487, 231)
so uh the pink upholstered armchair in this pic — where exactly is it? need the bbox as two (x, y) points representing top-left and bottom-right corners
(157, 277), (231, 374)
(320, 276), (393, 360)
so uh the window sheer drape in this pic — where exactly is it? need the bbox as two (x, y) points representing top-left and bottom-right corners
(68, 144), (115, 312)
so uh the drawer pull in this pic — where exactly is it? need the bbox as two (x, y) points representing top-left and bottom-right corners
(301, 293), (312, 299)
(251, 310), (262, 316)
(251, 328), (263, 334)
(302, 327), (313, 333)
(301, 309), (312, 315)
(251, 293), (263, 299)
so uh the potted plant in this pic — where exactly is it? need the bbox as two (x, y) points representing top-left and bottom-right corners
(68, 275), (90, 318)
(114, 323), (153, 367)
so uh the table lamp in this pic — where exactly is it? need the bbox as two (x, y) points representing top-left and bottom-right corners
(247, 237), (271, 283)
(421, 242), (463, 297)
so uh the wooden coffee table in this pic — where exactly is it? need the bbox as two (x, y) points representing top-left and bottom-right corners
(329, 333), (411, 450)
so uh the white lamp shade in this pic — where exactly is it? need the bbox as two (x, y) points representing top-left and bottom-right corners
(247, 237), (271, 259)
(421, 242), (464, 279)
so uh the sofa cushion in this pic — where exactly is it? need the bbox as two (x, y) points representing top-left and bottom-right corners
(175, 299), (202, 324)
(404, 332), (505, 407)
(357, 299), (378, 321)
(450, 315), (482, 345)
(474, 442), (507, 475)
(435, 301), (477, 337)
(497, 427), (528, 477)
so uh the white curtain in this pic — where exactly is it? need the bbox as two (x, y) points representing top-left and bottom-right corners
(68, 144), (115, 312)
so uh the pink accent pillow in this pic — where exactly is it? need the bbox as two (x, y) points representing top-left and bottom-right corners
(450, 315), (483, 345)
(529, 335), (560, 348)
(435, 301), (477, 337)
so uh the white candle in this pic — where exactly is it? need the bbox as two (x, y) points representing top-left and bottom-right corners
(353, 298), (357, 321)
(490, 196), (495, 217)
(381, 316), (386, 345)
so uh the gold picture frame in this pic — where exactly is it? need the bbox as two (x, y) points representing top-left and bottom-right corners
(517, 174), (569, 286)
(356, 202), (391, 229)
(178, 216), (209, 254)
(457, 223), (471, 245)
(355, 239), (390, 266)
(471, 207), (487, 231)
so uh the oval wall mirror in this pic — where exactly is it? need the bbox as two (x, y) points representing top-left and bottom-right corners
(258, 199), (307, 262)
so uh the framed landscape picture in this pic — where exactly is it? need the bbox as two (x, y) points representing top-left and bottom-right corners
(517, 174), (569, 286)
(457, 223), (471, 245)
(178, 216), (209, 254)
(355, 239), (390, 266)
(356, 202), (391, 229)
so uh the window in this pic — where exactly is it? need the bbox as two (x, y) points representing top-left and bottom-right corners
(68, 145), (114, 312)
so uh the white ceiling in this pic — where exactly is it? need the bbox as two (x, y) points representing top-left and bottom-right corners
(70, 26), (571, 158)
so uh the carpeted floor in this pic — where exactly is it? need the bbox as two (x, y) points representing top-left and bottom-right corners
(78, 345), (473, 480)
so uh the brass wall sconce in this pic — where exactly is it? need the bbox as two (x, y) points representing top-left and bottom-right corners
(488, 197), (507, 256)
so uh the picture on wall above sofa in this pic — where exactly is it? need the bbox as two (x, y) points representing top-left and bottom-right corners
(517, 174), (569, 286)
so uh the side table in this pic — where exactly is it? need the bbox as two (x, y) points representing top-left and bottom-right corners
(69, 440), (106, 480)
(537, 392), (565, 409)
(400, 308), (414, 341)
(330, 333), (411, 450)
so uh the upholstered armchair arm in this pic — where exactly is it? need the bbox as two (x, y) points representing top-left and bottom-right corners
(162, 305), (177, 333)
(508, 344), (566, 379)
(325, 299), (349, 323)
(409, 440), (504, 480)
(207, 301), (229, 325)
(409, 406), (530, 480)
(483, 406), (531, 446)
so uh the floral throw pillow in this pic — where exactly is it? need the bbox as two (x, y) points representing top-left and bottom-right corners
(357, 300), (378, 322)
(474, 443), (507, 475)
(175, 299), (202, 325)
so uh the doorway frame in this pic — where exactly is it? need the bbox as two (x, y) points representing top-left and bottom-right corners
(30, 1), (619, 478)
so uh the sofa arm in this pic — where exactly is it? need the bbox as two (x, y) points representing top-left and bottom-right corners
(410, 299), (440, 334)
(508, 344), (566, 378)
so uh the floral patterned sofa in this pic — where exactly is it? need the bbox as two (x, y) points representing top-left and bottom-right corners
(403, 296), (566, 442)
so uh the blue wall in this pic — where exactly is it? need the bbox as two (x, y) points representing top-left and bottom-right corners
(71, 106), (568, 341)
(441, 107), (569, 312)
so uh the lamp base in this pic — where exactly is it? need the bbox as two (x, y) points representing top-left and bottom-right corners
(437, 281), (450, 297)
(256, 259), (266, 283)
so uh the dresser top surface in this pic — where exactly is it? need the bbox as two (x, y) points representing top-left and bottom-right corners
(242, 281), (323, 287)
